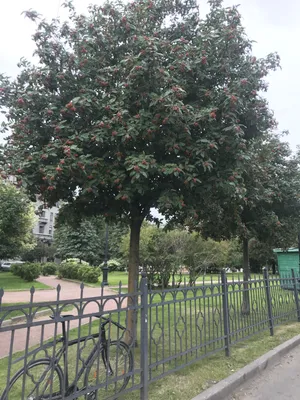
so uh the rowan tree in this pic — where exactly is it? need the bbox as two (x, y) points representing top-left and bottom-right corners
(0, 0), (280, 336)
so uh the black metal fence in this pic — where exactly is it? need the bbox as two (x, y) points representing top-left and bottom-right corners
(0, 269), (300, 400)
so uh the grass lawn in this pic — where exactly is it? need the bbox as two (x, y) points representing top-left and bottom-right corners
(96, 271), (244, 287)
(0, 272), (52, 291)
(139, 322), (300, 400)
(61, 271), (255, 288)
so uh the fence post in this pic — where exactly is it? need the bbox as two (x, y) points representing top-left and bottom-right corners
(140, 272), (149, 400)
(221, 270), (230, 357)
(291, 269), (300, 322)
(263, 268), (274, 336)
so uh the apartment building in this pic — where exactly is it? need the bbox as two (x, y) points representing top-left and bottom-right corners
(2, 175), (60, 242)
(32, 201), (60, 242)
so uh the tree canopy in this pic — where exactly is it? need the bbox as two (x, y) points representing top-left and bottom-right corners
(0, 0), (281, 337)
(200, 135), (300, 244)
(54, 216), (128, 264)
(54, 218), (103, 265)
(0, 181), (35, 260)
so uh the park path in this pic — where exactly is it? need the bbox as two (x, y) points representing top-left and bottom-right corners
(0, 276), (122, 359)
(1, 275), (116, 303)
(225, 344), (300, 400)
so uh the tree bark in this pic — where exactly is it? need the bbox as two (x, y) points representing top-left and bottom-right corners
(242, 237), (251, 315)
(125, 216), (143, 345)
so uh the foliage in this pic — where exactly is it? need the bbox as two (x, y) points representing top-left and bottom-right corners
(199, 135), (300, 246)
(10, 263), (24, 277)
(0, 1), (279, 255)
(99, 259), (125, 271)
(58, 261), (100, 283)
(192, 134), (300, 313)
(121, 224), (240, 286)
(0, 182), (36, 260)
(0, 0), (281, 340)
(57, 262), (80, 279)
(41, 262), (57, 276)
(184, 233), (231, 284)
(54, 219), (103, 265)
(11, 262), (41, 282)
(197, 134), (300, 274)
(121, 224), (177, 286)
(249, 238), (276, 273)
(21, 240), (57, 263)
(77, 265), (101, 283)
(105, 223), (130, 260)
(226, 239), (243, 269)
(61, 258), (89, 265)
(54, 216), (127, 265)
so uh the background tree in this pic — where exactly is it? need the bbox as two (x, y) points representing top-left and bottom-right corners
(122, 224), (243, 286)
(248, 238), (277, 274)
(184, 234), (230, 284)
(198, 134), (300, 313)
(54, 218), (104, 265)
(226, 238), (243, 270)
(55, 215), (128, 265)
(0, 181), (35, 260)
(0, 0), (280, 339)
(21, 239), (57, 263)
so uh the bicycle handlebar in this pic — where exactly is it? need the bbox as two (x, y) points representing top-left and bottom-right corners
(98, 316), (126, 330)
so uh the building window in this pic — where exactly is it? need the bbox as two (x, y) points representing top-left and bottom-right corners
(41, 210), (46, 217)
(39, 225), (45, 234)
(50, 212), (53, 222)
(49, 228), (52, 235)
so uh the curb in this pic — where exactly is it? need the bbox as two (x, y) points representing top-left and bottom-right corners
(2, 309), (53, 327)
(59, 278), (98, 288)
(192, 334), (300, 400)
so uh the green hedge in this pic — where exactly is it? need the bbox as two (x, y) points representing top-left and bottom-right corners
(58, 263), (100, 283)
(99, 259), (125, 272)
(41, 262), (57, 276)
(11, 263), (41, 282)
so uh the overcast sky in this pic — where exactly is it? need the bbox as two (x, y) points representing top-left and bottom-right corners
(0, 0), (299, 149)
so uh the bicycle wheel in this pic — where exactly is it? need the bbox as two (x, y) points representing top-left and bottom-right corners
(84, 340), (133, 399)
(2, 358), (63, 400)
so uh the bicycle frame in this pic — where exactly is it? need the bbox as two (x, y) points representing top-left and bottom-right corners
(53, 317), (108, 397)
(3, 316), (125, 400)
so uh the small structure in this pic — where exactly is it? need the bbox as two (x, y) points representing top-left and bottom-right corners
(273, 248), (300, 290)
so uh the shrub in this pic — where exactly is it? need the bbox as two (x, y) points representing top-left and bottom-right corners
(41, 262), (57, 276)
(18, 263), (41, 282)
(77, 265), (90, 281)
(58, 262), (80, 280)
(10, 263), (24, 276)
(205, 263), (222, 274)
(57, 262), (100, 283)
(10, 262), (41, 281)
(99, 259), (125, 272)
(80, 266), (100, 283)
(61, 258), (89, 266)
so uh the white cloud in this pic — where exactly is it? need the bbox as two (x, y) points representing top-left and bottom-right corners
(0, 0), (299, 148)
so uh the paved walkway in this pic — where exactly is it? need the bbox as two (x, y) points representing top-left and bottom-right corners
(0, 276), (123, 359)
(1, 275), (116, 303)
(226, 345), (300, 400)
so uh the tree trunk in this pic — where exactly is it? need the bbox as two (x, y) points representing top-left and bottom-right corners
(125, 216), (143, 346)
(242, 237), (251, 315)
(272, 261), (276, 275)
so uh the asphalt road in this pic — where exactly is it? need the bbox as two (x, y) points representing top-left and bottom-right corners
(226, 344), (300, 400)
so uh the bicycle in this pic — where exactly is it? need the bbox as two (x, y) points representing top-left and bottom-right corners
(1, 315), (133, 400)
